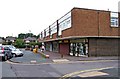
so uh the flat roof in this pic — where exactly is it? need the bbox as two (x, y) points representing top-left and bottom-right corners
(39, 36), (120, 42)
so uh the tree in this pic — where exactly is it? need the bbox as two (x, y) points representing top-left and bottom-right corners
(25, 33), (33, 38)
(36, 34), (40, 39)
(14, 39), (25, 48)
(18, 33), (26, 39)
(18, 33), (36, 39)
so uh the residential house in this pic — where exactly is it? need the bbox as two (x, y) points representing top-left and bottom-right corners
(0, 37), (5, 44)
(6, 37), (16, 43)
(24, 37), (37, 43)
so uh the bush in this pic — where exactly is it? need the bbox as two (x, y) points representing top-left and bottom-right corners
(14, 39), (25, 48)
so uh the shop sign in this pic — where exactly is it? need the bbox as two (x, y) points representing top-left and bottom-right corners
(59, 41), (62, 43)
(70, 39), (85, 43)
(59, 40), (69, 43)
(64, 40), (69, 43)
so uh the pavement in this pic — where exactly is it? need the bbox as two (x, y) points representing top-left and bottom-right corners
(42, 51), (119, 61)
(8, 49), (119, 64)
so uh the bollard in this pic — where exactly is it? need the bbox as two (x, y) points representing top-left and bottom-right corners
(61, 54), (63, 58)
(46, 55), (49, 58)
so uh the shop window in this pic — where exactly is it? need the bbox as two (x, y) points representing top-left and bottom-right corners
(53, 42), (59, 52)
(46, 43), (50, 51)
(70, 42), (88, 56)
(58, 12), (71, 36)
(50, 22), (57, 35)
(45, 27), (49, 37)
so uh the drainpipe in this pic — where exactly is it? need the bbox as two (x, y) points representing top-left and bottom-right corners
(96, 11), (100, 57)
(49, 26), (51, 37)
(98, 11), (100, 37)
(57, 20), (59, 38)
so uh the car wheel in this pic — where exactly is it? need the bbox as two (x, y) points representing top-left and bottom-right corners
(13, 54), (16, 57)
(4, 55), (8, 61)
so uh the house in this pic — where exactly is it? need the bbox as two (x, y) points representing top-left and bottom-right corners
(6, 37), (16, 43)
(39, 7), (119, 57)
(24, 37), (37, 43)
(0, 37), (5, 44)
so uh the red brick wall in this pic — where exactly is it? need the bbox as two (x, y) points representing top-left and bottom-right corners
(44, 8), (119, 41)
(62, 8), (119, 38)
(52, 33), (57, 39)
(99, 11), (119, 36)
(45, 36), (50, 40)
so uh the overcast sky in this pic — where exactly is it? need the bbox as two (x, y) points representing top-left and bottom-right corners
(0, 0), (119, 37)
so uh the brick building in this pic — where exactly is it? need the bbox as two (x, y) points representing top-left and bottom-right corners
(39, 7), (120, 57)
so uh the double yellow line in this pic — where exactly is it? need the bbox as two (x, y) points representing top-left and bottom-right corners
(60, 67), (114, 79)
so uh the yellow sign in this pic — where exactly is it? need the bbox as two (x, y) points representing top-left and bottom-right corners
(59, 41), (62, 43)
(64, 40), (69, 43)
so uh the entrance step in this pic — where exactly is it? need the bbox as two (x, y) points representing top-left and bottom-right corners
(52, 59), (69, 63)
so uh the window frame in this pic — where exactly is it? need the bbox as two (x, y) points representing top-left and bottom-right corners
(110, 12), (119, 27)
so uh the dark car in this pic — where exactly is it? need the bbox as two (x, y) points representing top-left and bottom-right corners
(0, 45), (13, 61)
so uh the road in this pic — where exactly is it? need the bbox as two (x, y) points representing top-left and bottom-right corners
(1, 50), (119, 79)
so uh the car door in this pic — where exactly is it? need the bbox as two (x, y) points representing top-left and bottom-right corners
(4, 47), (12, 59)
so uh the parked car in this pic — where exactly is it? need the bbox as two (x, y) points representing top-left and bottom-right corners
(4, 45), (24, 57)
(0, 45), (13, 61)
(10, 48), (23, 57)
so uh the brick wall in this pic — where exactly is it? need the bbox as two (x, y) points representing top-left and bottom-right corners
(62, 8), (119, 38)
(43, 8), (119, 42)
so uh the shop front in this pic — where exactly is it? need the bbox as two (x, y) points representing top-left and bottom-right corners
(45, 41), (59, 52)
(58, 38), (88, 56)
(45, 42), (53, 52)
(52, 41), (59, 53)
(69, 39), (88, 56)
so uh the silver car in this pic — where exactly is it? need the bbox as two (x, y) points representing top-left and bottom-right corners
(0, 45), (13, 61)
(4, 45), (24, 57)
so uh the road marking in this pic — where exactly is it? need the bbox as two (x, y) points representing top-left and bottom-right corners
(6, 60), (117, 66)
(60, 67), (114, 79)
(30, 60), (37, 64)
(78, 71), (109, 77)
(53, 59), (69, 63)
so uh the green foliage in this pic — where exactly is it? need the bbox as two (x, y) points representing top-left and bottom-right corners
(29, 42), (42, 48)
(18, 33), (26, 39)
(14, 39), (25, 48)
(18, 33), (37, 39)
(25, 33), (34, 38)
(36, 34), (40, 39)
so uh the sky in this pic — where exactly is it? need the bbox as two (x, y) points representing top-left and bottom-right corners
(0, 0), (120, 37)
